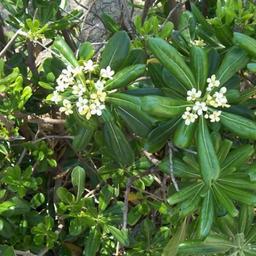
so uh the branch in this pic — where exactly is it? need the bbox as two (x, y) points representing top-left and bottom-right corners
(32, 135), (74, 144)
(168, 141), (179, 191)
(0, 29), (22, 58)
(14, 250), (36, 256)
(27, 40), (39, 80)
(163, 1), (186, 28)
(142, 0), (156, 23)
(15, 112), (65, 125)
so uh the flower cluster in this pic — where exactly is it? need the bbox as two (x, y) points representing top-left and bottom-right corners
(50, 60), (114, 120)
(182, 75), (230, 125)
(191, 39), (206, 47)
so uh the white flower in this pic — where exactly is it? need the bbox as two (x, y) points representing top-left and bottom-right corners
(95, 80), (105, 91)
(207, 75), (220, 91)
(90, 100), (105, 116)
(193, 101), (208, 115)
(62, 66), (73, 77)
(83, 60), (97, 72)
(56, 82), (69, 92)
(56, 71), (74, 92)
(76, 97), (89, 114)
(182, 108), (198, 125)
(192, 39), (206, 47)
(209, 111), (222, 122)
(213, 91), (229, 108)
(72, 83), (86, 96)
(100, 66), (114, 79)
(59, 99), (73, 115)
(72, 66), (83, 76)
(187, 88), (202, 101)
(219, 87), (227, 94)
(51, 91), (62, 104)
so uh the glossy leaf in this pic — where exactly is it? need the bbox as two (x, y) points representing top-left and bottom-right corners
(197, 118), (220, 186)
(71, 166), (86, 200)
(221, 111), (256, 140)
(100, 31), (130, 71)
(147, 37), (196, 89)
(197, 191), (214, 239)
(216, 47), (249, 86)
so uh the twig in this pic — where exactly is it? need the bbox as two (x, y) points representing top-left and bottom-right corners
(123, 177), (132, 230)
(15, 113), (65, 125)
(143, 150), (160, 166)
(142, 0), (156, 23)
(17, 148), (27, 165)
(37, 248), (49, 256)
(0, 114), (14, 132)
(0, 29), (22, 58)
(168, 141), (179, 191)
(162, 1), (186, 27)
(27, 40), (39, 79)
(115, 242), (120, 256)
(120, 0), (135, 35)
(32, 135), (73, 144)
(14, 250), (36, 256)
(73, 0), (102, 21)
(131, 185), (163, 201)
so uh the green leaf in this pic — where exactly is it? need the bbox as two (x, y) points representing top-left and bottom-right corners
(72, 126), (95, 151)
(220, 111), (256, 140)
(167, 183), (204, 205)
(162, 218), (187, 256)
(122, 48), (147, 66)
(191, 46), (208, 91)
(0, 201), (15, 214)
(100, 12), (121, 33)
(99, 185), (114, 211)
(53, 37), (79, 67)
(147, 37), (196, 89)
(216, 47), (249, 86)
(191, 3), (214, 34)
(218, 183), (256, 205)
(247, 63), (256, 73)
(217, 139), (233, 163)
(197, 117), (220, 186)
(116, 106), (153, 137)
(173, 120), (196, 149)
(197, 191), (214, 239)
(141, 95), (189, 119)
(107, 226), (129, 246)
(105, 64), (146, 90)
(233, 32), (256, 57)
(103, 111), (134, 166)
(84, 226), (101, 256)
(100, 31), (130, 71)
(145, 118), (179, 153)
(212, 184), (238, 217)
(221, 144), (254, 174)
(178, 236), (232, 255)
(71, 166), (86, 200)
(56, 187), (75, 204)
(0, 245), (15, 256)
(78, 42), (94, 61)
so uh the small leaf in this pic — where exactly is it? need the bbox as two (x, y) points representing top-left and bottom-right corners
(71, 166), (86, 200)
(107, 226), (129, 246)
(78, 42), (94, 61)
(84, 226), (101, 256)
(162, 218), (187, 256)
